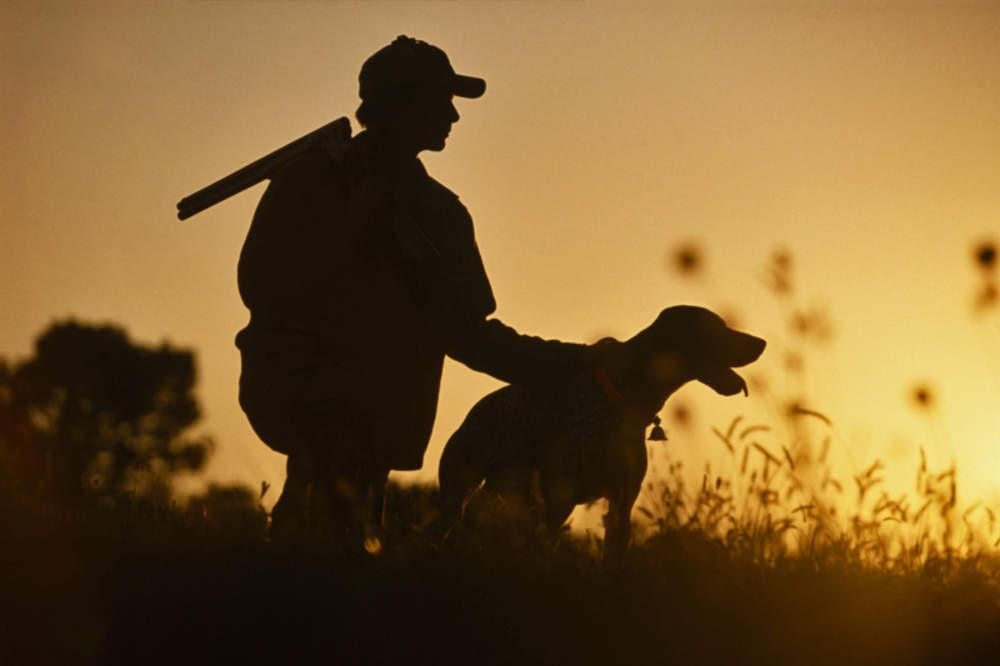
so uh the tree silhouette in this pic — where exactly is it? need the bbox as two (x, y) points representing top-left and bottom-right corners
(0, 320), (212, 503)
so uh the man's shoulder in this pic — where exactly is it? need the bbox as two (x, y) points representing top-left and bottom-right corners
(416, 168), (471, 227)
(272, 141), (343, 188)
(253, 142), (353, 220)
(422, 171), (460, 202)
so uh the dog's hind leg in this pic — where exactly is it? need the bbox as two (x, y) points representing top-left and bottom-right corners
(434, 432), (491, 543)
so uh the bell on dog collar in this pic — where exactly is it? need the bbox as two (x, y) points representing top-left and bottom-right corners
(648, 415), (668, 441)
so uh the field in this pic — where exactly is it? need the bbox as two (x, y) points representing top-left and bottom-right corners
(6, 434), (1000, 666)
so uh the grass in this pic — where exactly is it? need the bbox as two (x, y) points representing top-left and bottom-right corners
(6, 425), (1000, 666)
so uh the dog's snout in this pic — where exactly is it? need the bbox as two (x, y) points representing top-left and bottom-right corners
(727, 332), (766, 367)
(697, 328), (765, 398)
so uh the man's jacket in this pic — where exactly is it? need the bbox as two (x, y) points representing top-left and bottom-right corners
(235, 130), (590, 470)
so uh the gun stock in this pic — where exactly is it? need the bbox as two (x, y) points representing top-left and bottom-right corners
(176, 116), (351, 221)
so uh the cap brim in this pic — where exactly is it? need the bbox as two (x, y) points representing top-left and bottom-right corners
(453, 74), (486, 98)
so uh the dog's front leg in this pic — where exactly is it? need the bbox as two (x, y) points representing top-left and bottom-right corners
(603, 494), (632, 564)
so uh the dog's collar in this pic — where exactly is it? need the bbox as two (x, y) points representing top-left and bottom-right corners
(594, 366), (625, 406)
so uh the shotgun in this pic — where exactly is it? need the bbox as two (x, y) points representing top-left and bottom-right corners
(176, 116), (352, 221)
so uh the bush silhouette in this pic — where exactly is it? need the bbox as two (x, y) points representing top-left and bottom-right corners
(0, 319), (211, 503)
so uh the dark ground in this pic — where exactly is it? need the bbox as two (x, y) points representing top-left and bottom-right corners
(5, 481), (1000, 666)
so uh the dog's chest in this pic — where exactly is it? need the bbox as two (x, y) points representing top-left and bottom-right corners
(532, 389), (647, 502)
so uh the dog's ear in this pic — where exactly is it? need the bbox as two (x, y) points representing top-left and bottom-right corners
(721, 331), (766, 368)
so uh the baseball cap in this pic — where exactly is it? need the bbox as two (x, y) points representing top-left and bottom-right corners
(359, 36), (486, 101)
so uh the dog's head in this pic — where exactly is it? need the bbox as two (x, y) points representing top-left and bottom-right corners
(629, 305), (766, 397)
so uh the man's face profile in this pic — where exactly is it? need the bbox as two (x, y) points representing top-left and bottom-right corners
(406, 91), (460, 153)
(364, 89), (459, 155)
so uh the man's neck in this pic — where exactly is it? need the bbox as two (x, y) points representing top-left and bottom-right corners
(356, 129), (421, 166)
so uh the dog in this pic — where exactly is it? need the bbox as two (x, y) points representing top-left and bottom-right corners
(437, 305), (766, 560)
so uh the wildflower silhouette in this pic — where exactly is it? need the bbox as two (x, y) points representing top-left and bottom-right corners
(764, 247), (793, 295)
(784, 399), (806, 420)
(972, 239), (997, 314)
(975, 283), (998, 312)
(789, 306), (834, 344)
(974, 239), (996, 273)
(671, 242), (703, 276)
(784, 350), (805, 373)
(910, 383), (935, 412)
(670, 401), (692, 429)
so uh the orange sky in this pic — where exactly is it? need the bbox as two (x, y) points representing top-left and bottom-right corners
(3, 1), (999, 508)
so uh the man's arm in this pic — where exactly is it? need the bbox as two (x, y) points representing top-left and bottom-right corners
(443, 315), (596, 387)
(405, 189), (598, 386)
(237, 149), (328, 318)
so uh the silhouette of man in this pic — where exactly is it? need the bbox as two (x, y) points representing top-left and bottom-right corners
(235, 36), (606, 547)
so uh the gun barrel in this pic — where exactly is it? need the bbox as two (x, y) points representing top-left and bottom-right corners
(176, 117), (350, 221)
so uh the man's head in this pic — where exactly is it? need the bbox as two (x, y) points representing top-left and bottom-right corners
(356, 36), (486, 153)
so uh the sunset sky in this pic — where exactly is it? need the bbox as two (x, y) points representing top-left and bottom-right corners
(3, 1), (999, 509)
